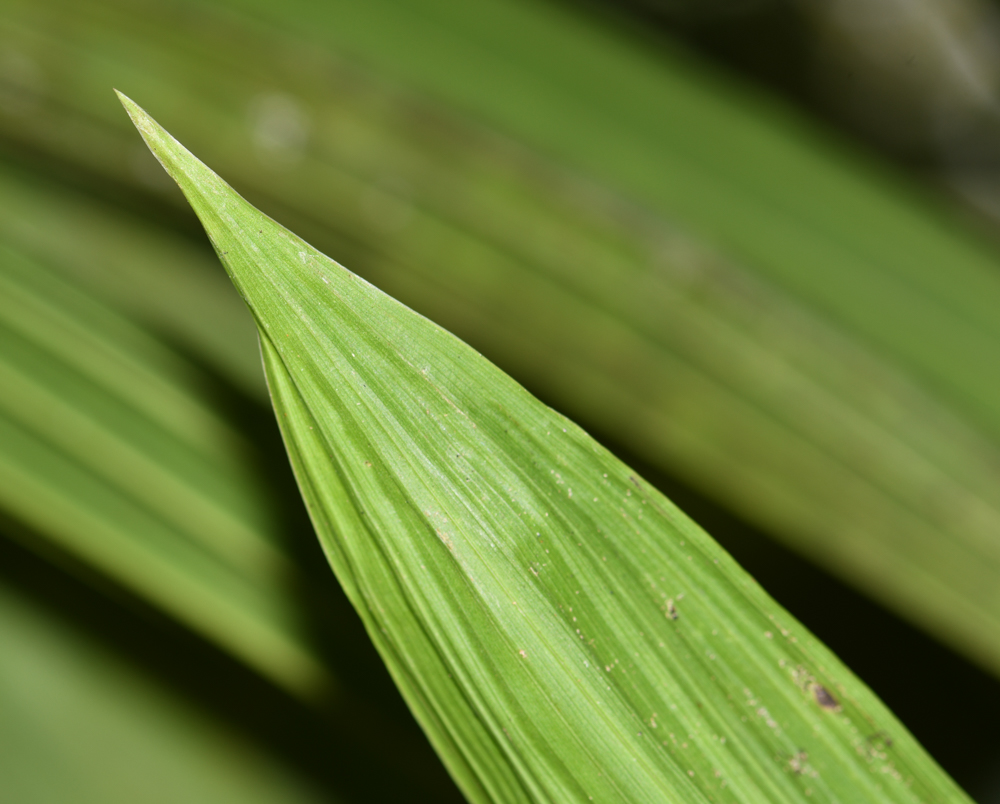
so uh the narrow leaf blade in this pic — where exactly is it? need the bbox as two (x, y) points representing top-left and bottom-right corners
(121, 92), (970, 804)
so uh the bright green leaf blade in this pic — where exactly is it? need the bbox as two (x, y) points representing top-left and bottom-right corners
(0, 234), (326, 696)
(122, 93), (971, 803)
(0, 579), (332, 804)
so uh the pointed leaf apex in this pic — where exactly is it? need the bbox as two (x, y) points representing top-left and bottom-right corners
(116, 92), (291, 306)
(115, 91), (178, 170)
(115, 91), (233, 215)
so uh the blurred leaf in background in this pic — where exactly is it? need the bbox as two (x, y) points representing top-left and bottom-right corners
(0, 580), (330, 804)
(2, 0), (1000, 801)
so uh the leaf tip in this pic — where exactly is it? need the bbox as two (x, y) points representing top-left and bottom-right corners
(114, 89), (154, 138)
(113, 90), (220, 206)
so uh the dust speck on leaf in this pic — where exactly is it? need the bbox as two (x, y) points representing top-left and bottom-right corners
(788, 750), (812, 776)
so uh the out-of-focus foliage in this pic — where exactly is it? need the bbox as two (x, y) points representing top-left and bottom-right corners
(0, 162), (264, 397)
(0, 580), (330, 804)
(0, 217), (324, 695)
(2, 0), (1000, 800)
(615, 0), (1000, 224)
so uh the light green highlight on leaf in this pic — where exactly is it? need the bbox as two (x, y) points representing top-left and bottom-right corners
(120, 91), (970, 803)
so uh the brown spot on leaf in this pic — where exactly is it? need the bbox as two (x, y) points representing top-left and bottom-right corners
(864, 730), (893, 757)
(813, 685), (840, 711)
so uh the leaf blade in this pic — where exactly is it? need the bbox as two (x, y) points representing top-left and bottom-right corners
(121, 91), (971, 804)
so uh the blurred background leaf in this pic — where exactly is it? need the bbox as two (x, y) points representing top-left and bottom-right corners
(0, 579), (331, 804)
(3, 0), (1000, 801)
(0, 226), (320, 694)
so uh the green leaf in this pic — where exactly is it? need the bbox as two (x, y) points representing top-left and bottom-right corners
(121, 93), (970, 803)
(0, 579), (332, 804)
